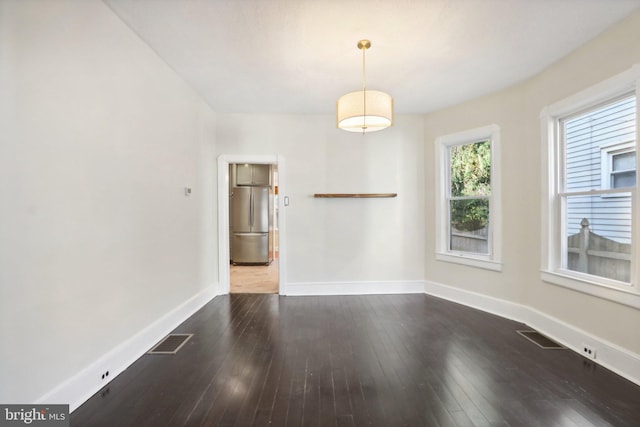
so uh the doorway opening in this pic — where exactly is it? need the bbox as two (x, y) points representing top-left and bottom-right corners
(217, 155), (286, 296)
(229, 163), (279, 293)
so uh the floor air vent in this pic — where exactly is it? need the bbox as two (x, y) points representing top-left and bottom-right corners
(148, 334), (193, 355)
(517, 330), (565, 349)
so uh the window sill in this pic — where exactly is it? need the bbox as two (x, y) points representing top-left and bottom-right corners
(436, 252), (503, 272)
(541, 270), (640, 309)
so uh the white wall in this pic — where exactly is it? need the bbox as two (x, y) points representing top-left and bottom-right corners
(0, 0), (217, 405)
(216, 115), (425, 290)
(424, 10), (640, 357)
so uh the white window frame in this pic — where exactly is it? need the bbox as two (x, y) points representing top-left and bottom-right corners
(540, 65), (640, 309)
(435, 124), (502, 271)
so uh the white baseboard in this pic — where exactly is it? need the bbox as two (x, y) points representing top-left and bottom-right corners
(37, 285), (218, 412)
(424, 280), (640, 387)
(286, 280), (425, 296)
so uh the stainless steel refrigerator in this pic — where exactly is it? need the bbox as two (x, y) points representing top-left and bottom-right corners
(231, 186), (270, 264)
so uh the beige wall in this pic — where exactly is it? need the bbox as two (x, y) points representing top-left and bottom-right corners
(424, 10), (640, 355)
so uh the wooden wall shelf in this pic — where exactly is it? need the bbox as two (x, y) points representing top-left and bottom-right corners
(313, 193), (397, 198)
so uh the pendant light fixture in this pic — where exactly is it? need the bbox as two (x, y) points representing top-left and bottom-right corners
(336, 39), (393, 133)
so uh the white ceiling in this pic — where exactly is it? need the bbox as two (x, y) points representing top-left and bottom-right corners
(105, 0), (640, 114)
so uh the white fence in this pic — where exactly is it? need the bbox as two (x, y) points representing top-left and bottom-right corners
(567, 218), (631, 282)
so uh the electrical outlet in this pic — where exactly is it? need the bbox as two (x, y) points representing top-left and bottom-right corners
(582, 344), (596, 359)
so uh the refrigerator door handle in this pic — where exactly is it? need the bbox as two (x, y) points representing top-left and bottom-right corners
(249, 190), (254, 228)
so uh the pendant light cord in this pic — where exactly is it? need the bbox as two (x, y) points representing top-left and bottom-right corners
(362, 43), (367, 134)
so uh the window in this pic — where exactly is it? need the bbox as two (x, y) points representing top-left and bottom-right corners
(601, 143), (636, 191)
(449, 140), (491, 254)
(541, 66), (640, 308)
(435, 125), (501, 271)
(611, 151), (636, 188)
(600, 142), (636, 202)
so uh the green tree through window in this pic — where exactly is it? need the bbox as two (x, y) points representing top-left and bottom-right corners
(450, 140), (491, 232)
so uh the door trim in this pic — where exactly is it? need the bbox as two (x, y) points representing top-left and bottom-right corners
(217, 154), (286, 295)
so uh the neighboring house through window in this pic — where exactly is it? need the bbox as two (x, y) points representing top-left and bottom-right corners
(564, 95), (636, 246)
(601, 142), (636, 192)
(435, 124), (502, 271)
(541, 66), (640, 308)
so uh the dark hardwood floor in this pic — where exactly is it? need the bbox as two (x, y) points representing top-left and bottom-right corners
(71, 294), (640, 426)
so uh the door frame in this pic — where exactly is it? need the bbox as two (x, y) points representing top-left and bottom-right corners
(217, 154), (287, 295)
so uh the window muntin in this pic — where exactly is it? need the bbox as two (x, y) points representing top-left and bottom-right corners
(559, 95), (636, 284)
